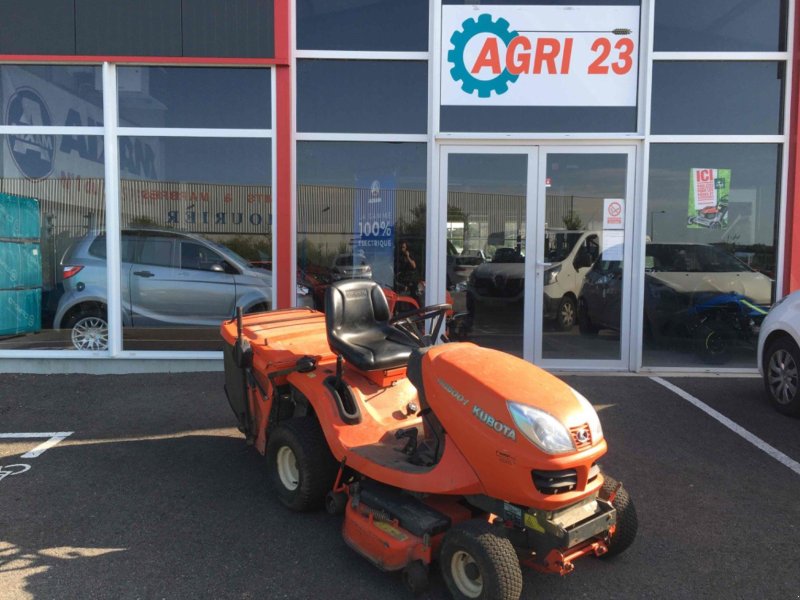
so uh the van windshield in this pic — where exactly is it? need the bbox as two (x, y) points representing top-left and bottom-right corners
(544, 231), (583, 262)
(646, 244), (752, 273)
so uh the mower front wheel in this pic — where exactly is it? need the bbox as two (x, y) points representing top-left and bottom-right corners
(440, 521), (522, 600)
(266, 417), (338, 512)
(402, 560), (429, 596)
(599, 475), (638, 558)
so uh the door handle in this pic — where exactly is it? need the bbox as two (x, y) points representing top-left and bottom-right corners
(133, 270), (154, 278)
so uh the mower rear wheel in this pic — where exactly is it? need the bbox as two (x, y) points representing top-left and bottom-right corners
(440, 521), (522, 600)
(599, 475), (638, 558)
(266, 417), (338, 512)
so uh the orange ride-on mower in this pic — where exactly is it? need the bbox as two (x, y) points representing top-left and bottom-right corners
(221, 280), (637, 600)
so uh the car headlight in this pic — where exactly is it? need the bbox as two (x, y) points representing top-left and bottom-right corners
(544, 265), (561, 285)
(571, 388), (603, 443)
(507, 401), (574, 454)
(296, 284), (310, 296)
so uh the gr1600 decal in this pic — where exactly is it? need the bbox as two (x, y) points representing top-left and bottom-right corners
(437, 379), (516, 441)
(441, 5), (640, 107)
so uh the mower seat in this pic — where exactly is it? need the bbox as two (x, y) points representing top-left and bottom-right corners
(325, 280), (416, 372)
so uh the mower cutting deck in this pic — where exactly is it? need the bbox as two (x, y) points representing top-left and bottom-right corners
(221, 280), (637, 600)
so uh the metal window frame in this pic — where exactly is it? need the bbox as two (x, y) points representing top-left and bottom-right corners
(0, 61), (275, 361)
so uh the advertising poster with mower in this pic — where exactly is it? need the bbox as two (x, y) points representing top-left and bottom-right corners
(688, 168), (731, 230)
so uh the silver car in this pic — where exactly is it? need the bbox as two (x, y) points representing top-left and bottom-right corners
(54, 229), (312, 350)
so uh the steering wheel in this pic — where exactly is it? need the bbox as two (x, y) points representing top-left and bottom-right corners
(389, 303), (451, 346)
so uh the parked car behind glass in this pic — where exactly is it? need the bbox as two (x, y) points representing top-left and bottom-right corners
(54, 228), (312, 351)
(330, 252), (373, 281)
(578, 242), (772, 363)
(466, 230), (599, 331)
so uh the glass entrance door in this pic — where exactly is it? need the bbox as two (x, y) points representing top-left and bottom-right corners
(439, 145), (635, 368)
(439, 147), (536, 358)
(534, 147), (636, 367)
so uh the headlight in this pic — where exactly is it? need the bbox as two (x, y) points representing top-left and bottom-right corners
(571, 388), (603, 443)
(507, 401), (574, 454)
(296, 284), (310, 296)
(544, 265), (561, 285)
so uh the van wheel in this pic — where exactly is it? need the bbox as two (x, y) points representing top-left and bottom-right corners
(266, 417), (338, 511)
(440, 521), (522, 600)
(556, 296), (576, 331)
(66, 309), (108, 351)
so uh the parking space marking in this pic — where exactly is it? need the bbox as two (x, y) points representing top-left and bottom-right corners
(0, 432), (74, 458)
(651, 377), (800, 477)
(0, 463), (31, 482)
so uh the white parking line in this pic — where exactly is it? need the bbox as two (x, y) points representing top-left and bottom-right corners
(651, 377), (800, 477)
(0, 432), (74, 458)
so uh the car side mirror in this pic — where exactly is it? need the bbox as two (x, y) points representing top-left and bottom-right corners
(210, 263), (225, 273)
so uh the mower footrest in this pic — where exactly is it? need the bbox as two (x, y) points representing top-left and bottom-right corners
(359, 482), (451, 538)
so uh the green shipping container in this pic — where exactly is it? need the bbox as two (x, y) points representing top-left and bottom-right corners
(0, 288), (42, 336)
(0, 242), (42, 290)
(0, 193), (40, 240)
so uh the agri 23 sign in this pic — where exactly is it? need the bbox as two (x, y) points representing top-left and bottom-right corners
(441, 5), (640, 106)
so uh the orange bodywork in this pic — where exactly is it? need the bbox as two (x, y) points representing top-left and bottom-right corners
(220, 308), (606, 509)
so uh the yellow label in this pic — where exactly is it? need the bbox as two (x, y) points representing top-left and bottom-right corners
(374, 521), (408, 541)
(524, 513), (546, 534)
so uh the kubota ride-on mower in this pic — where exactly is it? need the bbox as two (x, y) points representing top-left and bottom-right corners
(221, 280), (637, 600)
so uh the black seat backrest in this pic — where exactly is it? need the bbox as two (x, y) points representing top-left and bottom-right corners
(325, 280), (415, 371)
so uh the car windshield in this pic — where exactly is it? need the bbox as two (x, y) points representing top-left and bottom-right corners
(544, 231), (583, 262)
(492, 248), (524, 263)
(206, 239), (250, 267)
(335, 256), (367, 267)
(646, 244), (752, 273)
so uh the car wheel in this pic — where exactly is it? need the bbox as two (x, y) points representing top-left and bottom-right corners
(66, 309), (108, 351)
(578, 299), (599, 335)
(266, 417), (338, 511)
(440, 521), (522, 600)
(763, 336), (800, 416)
(556, 296), (577, 331)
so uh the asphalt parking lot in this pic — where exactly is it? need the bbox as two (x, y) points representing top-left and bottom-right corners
(1, 371), (799, 600)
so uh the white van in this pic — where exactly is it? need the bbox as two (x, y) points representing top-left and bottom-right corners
(466, 230), (599, 331)
(541, 230), (600, 330)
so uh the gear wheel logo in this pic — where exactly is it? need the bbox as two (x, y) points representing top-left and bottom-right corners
(448, 14), (520, 98)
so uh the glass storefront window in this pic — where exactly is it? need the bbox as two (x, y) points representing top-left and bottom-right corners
(297, 0), (429, 51)
(118, 137), (274, 351)
(296, 142), (427, 315)
(447, 153), (528, 357)
(297, 60), (428, 134)
(117, 67), (271, 129)
(1, 136), (106, 351)
(1, 65), (103, 128)
(654, 0), (787, 52)
(645, 143), (780, 368)
(651, 62), (784, 135)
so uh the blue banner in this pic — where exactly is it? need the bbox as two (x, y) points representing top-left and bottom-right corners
(354, 177), (395, 286)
